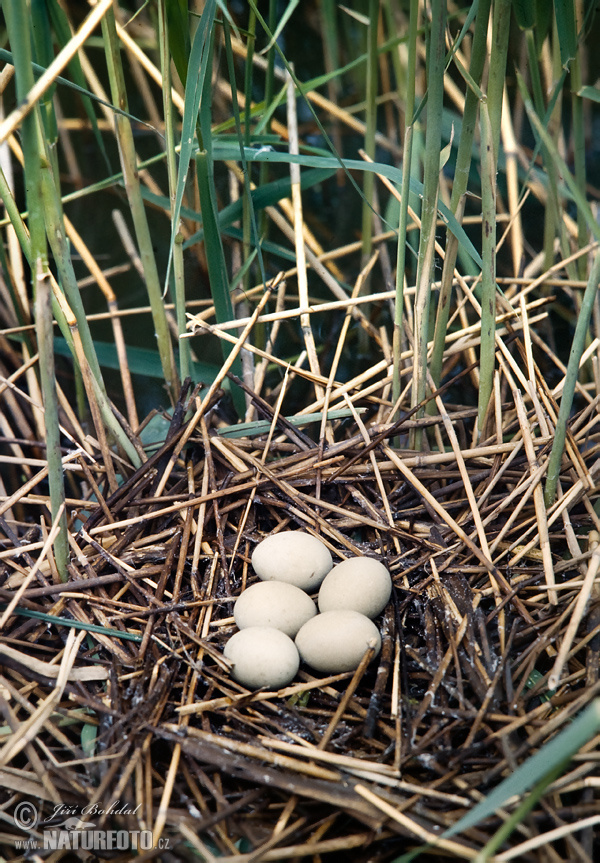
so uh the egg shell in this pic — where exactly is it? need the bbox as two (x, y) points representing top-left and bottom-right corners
(252, 531), (333, 590)
(295, 610), (381, 673)
(224, 627), (300, 690)
(234, 581), (317, 637)
(318, 557), (392, 619)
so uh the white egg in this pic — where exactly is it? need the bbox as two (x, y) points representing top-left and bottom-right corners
(318, 556), (392, 619)
(252, 531), (333, 590)
(224, 627), (300, 689)
(234, 581), (317, 637)
(295, 610), (381, 673)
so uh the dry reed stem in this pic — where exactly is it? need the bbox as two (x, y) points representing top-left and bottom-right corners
(0, 0), (115, 144)
(355, 784), (479, 859)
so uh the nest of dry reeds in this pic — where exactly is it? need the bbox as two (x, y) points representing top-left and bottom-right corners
(1, 287), (600, 862)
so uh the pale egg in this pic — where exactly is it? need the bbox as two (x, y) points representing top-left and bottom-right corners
(295, 610), (381, 673)
(224, 627), (300, 689)
(252, 531), (333, 590)
(317, 556), (392, 619)
(234, 581), (317, 637)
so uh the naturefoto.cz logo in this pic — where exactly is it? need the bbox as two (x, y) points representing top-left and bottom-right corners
(13, 801), (170, 851)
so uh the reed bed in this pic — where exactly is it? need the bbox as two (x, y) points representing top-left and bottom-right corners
(1, 0), (600, 860)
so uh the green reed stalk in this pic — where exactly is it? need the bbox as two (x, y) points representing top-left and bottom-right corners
(254, 0), (277, 256)
(525, 24), (560, 272)
(0, 166), (32, 264)
(391, 0), (418, 417)
(195, 17), (246, 419)
(0, 114), (138, 467)
(223, 19), (267, 292)
(321, 0), (340, 94)
(0, 166), (36, 348)
(320, 0), (343, 172)
(361, 0), (379, 278)
(522, 19), (571, 275)
(478, 98), (497, 437)
(37, 162), (102, 392)
(158, 0), (190, 383)
(254, 0), (276, 355)
(242, 5), (256, 294)
(477, 0), (510, 435)
(429, 0), (491, 392)
(544, 249), (600, 506)
(570, 53), (588, 278)
(101, 6), (179, 399)
(3, 0), (68, 578)
(35, 265), (68, 580)
(553, 0), (587, 264)
(410, 0), (445, 449)
(518, 73), (600, 245)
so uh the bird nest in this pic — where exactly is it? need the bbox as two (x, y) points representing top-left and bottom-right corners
(1, 335), (600, 861)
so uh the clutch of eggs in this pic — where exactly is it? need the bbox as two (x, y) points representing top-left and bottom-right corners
(226, 532), (392, 689)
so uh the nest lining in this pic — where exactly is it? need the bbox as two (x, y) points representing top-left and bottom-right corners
(1, 366), (599, 861)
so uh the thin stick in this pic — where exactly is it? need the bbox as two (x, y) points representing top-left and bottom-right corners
(318, 644), (377, 750)
(548, 534), (600, 690)
(495, 815), (600, 862)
